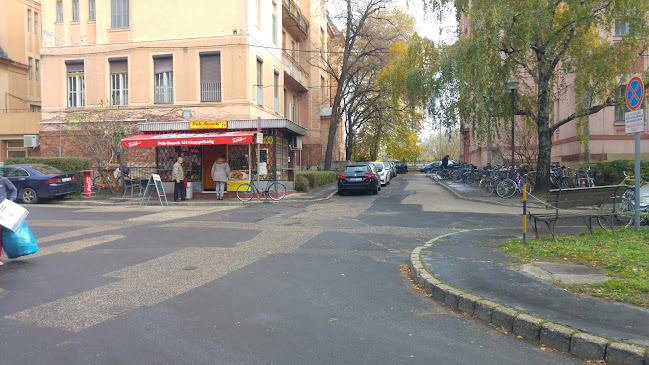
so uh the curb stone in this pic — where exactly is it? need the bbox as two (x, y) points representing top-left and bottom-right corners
(409, 245), (649, 364)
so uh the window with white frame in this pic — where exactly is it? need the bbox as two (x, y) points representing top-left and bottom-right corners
(200, 53), (221, 102)
(35, 60), (39, 82)
(89, 0), (96, 20)
(111, 0), (129, 28)
(154, 56), (173, 104)
(72, 0), (79, 21)
(110, 59), (128, 106)
(56, 1), (63, 22)
(66, 61), (85, 108)
(27, 9), (31, 32)
(615, 85), (629, 122)
(256, 58), (263, 106)
(28, 58), (32, 80)
(615, 19), (629, 36)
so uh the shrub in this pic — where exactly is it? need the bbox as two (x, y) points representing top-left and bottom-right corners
(591, 160), (649, 186)
(296, 171), (338, 191)
(295, 175), (310, 192)
(5, 157), (93, 192)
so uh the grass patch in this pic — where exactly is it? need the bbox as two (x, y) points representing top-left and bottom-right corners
(500, 229), (649, 307)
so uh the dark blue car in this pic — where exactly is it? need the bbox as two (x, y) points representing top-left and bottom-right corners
(2, 164), (78, 203)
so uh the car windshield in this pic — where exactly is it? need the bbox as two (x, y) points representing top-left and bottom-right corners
(344, 165), (369, 173)
(31, 165), (64, 175)
(372, 163), (383, 171)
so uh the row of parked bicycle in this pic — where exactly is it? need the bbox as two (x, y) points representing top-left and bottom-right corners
(431, 162), (597, 198)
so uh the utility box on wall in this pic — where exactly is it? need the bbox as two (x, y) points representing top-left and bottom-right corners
(291, 136), (302, 150)
(23, 135), (39, 148)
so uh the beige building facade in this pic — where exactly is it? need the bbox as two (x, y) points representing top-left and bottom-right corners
(39, 0), (344, 190)
(0, 0), (41, 161)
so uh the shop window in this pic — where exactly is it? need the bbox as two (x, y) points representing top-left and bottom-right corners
(156, 146), (202, 182)
(154, 56), (173, 104)
(200, 53), (221, 102)
(66, 61), (85, 108)
(110, 58), (128, 106)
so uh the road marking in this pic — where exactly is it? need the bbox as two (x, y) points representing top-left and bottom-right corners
(18, 234), (126, 259)
(6, 229), (321, 332)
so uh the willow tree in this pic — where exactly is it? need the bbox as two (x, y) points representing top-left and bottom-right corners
(422, 0), (649, 192)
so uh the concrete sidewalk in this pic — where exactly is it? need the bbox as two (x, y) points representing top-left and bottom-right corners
(49, 184), (338, 206)
(411, 177), (649, 365)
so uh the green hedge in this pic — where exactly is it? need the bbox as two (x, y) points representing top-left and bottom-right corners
(5, 157), (93, 192)
(591, 160), (649, 186)
(295, 171), (338, 192)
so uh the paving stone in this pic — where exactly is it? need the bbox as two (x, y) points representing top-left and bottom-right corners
(570, 333), (608, 360)
(474, 299), (499, 323)
(457, 293), (480, 315)
(492, 306), (518, 332)
(444, 288), (461, 309)
(539, 322), (573, 353)
(423, 279), (434, 294)
(512, 314), (542, 341)
(431, 283), (448, 302)
(605, 342), (647, 365)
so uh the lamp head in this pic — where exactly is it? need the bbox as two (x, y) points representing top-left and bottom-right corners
(507, 77), (519, 91)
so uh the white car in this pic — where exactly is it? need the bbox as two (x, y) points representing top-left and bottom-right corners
(372, 162), (391, 186)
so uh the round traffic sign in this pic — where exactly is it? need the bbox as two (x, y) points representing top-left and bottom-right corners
(626, 76), (644, 111)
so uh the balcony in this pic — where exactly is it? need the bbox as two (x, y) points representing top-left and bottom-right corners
(201, 82), (222, 102)
(282, 0), (309, 39)
(282, 50), (309, 91)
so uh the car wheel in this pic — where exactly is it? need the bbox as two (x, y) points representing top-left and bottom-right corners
(387, 179), (391, 185)
(371, 188), (378, 195)
(20, 187), (39, 204)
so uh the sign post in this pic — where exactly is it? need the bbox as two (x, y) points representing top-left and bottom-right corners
(257, 117), (261, 200)
(624, 76), (644, 230)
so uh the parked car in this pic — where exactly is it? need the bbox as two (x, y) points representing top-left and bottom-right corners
(338, 163), (380, 195)
(2, 164), (78, 203)
(372, 162), (391, 186)
(395, 162), (408, 174)
(420, 160), (456, 173)
(388, 162), (397, 178)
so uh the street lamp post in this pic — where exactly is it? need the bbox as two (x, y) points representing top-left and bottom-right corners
(507, 78), (519, 180)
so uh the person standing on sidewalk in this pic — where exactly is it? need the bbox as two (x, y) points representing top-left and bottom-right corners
(172, 156), (186, 202)
(211, 155), (231, 200)
(0, 176), (18, 266)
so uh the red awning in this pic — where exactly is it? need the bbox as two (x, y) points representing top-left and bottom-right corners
(121, 131), (255, 148)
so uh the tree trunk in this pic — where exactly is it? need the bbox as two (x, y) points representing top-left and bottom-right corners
(345, 131), (354, 161)
(534, 72), (553, 193)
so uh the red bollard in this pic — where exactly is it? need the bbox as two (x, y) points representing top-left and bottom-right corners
(78, 170), (93, 197)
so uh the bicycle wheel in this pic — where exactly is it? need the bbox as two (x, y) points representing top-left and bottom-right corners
(560, 177), (574, 189)
(497, 179), (516, 198)
(463, 172), (476, 186)
(236, 183), (255, 202)
(451, 170), (462, 182)
(267, 182), (287, 201)
(479, 178), (494, 197)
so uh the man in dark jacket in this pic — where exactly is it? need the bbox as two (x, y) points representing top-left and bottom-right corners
(441, 155), (449, 170)
(0, 176), (18, 266)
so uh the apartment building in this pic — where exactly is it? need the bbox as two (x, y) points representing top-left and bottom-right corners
(0, 0), (42, 161)
(39, 0), (344, 191)
(459, 16), (648, 167)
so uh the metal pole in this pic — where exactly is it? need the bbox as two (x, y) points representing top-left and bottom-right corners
(511, 89), (515, 180)
(257, 117), (261, 200)
(634, 131), (641, 230)
(523, 184), (527, 245)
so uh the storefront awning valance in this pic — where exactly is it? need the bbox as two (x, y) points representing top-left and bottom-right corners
(121, 131), (255, 148)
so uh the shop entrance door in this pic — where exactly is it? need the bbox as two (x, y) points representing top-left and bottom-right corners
(203, 145), (227, 190)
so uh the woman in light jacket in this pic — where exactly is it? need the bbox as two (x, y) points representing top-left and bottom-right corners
(211, 155), (231, 200)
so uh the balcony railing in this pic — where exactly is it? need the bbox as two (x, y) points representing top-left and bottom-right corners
(282, 0), (309, 37)
(282, 50), (309, 79)
(201, 82), (222, 102)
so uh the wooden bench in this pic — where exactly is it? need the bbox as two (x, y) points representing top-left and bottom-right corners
(528, 185), (628, 240)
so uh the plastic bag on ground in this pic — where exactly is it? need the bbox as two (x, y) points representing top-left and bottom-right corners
(2, 221), (38, 259)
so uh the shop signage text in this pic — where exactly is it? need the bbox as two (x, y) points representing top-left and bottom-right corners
(190, 121), (228, 129)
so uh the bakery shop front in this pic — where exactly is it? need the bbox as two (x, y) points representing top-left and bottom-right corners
(121, 119), (306, 194)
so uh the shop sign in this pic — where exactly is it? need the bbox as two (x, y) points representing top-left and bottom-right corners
(190, 121), (228, 129)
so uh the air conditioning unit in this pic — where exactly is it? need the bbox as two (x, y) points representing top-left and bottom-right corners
(24, 135), (39, 148)
(291, 136), (302, 150)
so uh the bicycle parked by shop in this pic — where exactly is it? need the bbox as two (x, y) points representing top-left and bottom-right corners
(236, 178), (287, 202)
(597, 171), (649, 228)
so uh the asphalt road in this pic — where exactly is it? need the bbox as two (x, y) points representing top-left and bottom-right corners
(0, 174), (581, 364)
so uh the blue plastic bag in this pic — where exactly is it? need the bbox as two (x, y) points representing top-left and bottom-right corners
(2, 221), (38, 259)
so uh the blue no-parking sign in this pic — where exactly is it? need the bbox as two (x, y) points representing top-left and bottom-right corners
(625, 76), (644, 111)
